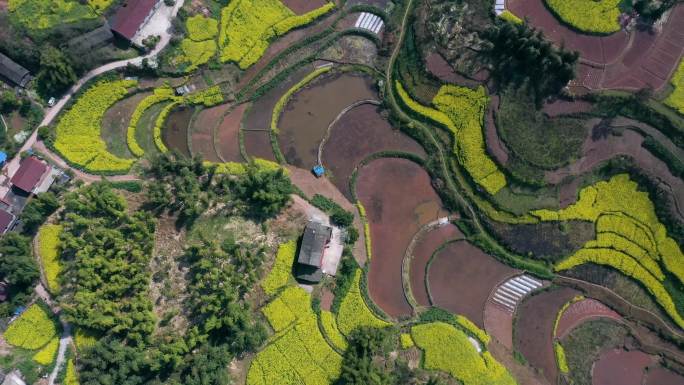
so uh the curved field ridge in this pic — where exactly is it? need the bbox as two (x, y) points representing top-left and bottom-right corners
(250, 286), (342, 385)
(411, 322), (516, 385)
(356, 158), (447, 317)
(395, 81), (506, 194)
(544, 0), (621, 34)
(515, 287), (581, 384)
(127, 86), (181, 157)
(321, 103), (426, 200)
(555, 298), (621, 338)
(54, 79), (137, 173)
(219, 0), (335, 69)
(532, 174), (684, 327)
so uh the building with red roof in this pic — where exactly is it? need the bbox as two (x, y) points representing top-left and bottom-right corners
(110, 0), (161, 42)
(10, 156), (49, 194)
(0, 208), (15, 234)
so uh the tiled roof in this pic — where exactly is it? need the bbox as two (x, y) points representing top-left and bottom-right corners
(11, 157), (48, 193)
(110, 0), (158, 40)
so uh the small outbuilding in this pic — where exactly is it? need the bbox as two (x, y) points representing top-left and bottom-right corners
(10, 156), (49, 195)
(0, 53), (32, 88)
(295, 221), (332, 283)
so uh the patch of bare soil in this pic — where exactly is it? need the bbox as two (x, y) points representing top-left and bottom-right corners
(150, 214), (190, 335)
(282, 0), (326, 15)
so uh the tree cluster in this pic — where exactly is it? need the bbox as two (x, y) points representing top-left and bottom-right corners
(336, 327), (445, 385)
(0, 233), (39, 316)
(59, 183), (156, 345)
(20, 192), (60, 235)
(146, 153), (293, 225)
(482, 21), (579, 103)
(184, 237), (268, 353)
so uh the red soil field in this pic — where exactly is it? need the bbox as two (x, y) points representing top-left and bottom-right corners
(545, 128), (684, 213)
(243, 130), (275, 161)
(542, 99), (592, 117)
(507, 0), (629, 64)
(484, 300), (517, 349)
(409, 224), (463, 307)
(282, 0), (327, 15)
(424, 53), (482, 88)
(279, 73), (375, 169)
(217, 104), (248, 162)
(428, 241), (516, 327)
(555, 298), (622, 339)
(592, 349), (654, 385)
(322, 103), (426, 200)
(509, 1), (684, 92)
(645, 366), (684, 385)
(191, 103), (231, 163)
(515, 287), (581, 384)
(356, 158), (447, 318)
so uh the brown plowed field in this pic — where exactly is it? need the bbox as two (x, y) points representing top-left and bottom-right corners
(428, 241), (516, 327)
(425, 53), (481, 88)
(243, 130), (275, 161)
(592, 349), (654, 385)
(322, 103), (426, 200)
(601, 5), (684, 91)
(555, 298), (622, 339)
(282, 0), (327, 15)
(542, 99), (592, 117)
(484, 301), (516, 349)
(509, 0), (684, 92)
(217, 104), (248, 162)
(279, 73), (375, 169)
(515, 287), (581, 384)
(507, 0), (629, 64)
(191, 103), (231, 162)
(645, 366), (684, 385)
(409, 224), (462, 307)
(356, 158), (447, 318)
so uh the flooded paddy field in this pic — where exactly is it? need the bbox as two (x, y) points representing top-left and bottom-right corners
(278, 72), (376, 169)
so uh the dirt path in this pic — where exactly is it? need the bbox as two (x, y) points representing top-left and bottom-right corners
(33, 141), (141, 183)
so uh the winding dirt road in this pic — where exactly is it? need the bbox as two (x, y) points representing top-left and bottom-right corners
(0, 0), (184, 194)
